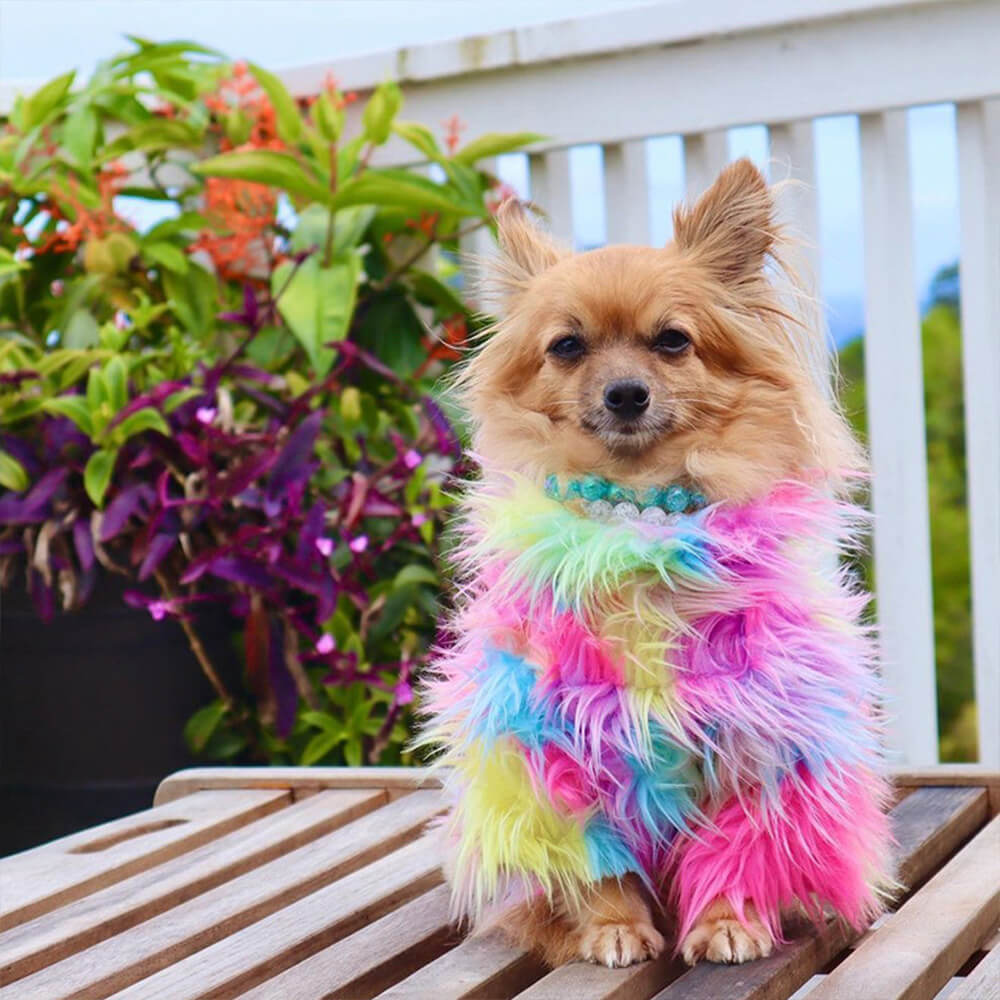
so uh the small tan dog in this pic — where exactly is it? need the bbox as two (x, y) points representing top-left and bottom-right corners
(423, 159), (890, 968)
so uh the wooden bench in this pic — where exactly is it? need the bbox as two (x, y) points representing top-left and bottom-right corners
(1, 766), (996, 1000)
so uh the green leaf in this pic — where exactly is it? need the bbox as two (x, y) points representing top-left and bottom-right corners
(407, 269), (469, 316)
(334, 169), (478, 217)
(62, 309), (100, 349)
(41, 396), (94, 436)
(300, 710), (342, 737)
(102, 356), (128, 413)
(394, 564), (438, 589)
(99, 119), (203, 160)
(84, 448), (118, 507)
(163, 262), (217, 334)
(361, 80), (402, 145)
(143, 240), (189, 273)
(0, 449), (29, 492)
(63, 104), (99, 168)
(393, 121), (442, 161)
(193, 150), (330, 204)
(272, 253), (361, 375)
(300, 730), (341, 766)
(343, 737), (363, 768)
(289, 204), (375, 256)
(184, 701), (227, 754)
(144, 211), (208, 241)
(248, 62), (302, 145)
(113, 406), (169, 443)
(312, 92), (344, 142)
(22, 71), (75, 130)
(164, 387), (202, 413)
(0, 247), (29, 277)
(453, 131), (546, 165)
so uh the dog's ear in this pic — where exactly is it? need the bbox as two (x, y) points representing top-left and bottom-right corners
(490, 198), (564, 302)
(672, 158), (776, 284)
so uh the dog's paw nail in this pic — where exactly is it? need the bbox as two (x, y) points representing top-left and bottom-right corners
(580, 922), (665, 968)
(681, 918), (772, 966)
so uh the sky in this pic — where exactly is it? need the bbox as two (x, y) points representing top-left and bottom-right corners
(0, 0), (960, 343)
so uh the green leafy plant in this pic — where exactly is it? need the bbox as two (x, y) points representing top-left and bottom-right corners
(0, 40), (540, 764)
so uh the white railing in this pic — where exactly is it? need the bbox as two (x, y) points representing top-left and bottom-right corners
(283, 0), (1000, 766)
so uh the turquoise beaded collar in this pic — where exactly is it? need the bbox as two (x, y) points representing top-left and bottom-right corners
(544, 474), (707, 524)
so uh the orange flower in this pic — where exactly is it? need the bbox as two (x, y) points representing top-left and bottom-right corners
(34, 161), (130, 255)
(442, 114), (466, 154)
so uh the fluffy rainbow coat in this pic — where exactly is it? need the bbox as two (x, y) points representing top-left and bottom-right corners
(421, 473), (893, 944)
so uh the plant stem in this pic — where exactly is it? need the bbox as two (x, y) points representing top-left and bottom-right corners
(282, 613), (322, 711)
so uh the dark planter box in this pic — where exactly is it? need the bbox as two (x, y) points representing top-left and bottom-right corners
(0, 580), (241, 856)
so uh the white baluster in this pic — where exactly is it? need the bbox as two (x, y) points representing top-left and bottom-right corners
(956, 99), (1000, 766)
(859, 110), (938, 765)
(528, 150), (574, 246)
(458, 156), (498, 295)
(683, 130), (728, 200)
(603, 140), (650, 245)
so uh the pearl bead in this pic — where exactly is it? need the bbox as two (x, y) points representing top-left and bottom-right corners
(639, 505), (669, 525)
(585, 499), (614, 520)
(612, 501), (640, 520)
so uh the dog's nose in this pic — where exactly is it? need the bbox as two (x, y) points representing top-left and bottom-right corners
(603, 379), (650, 420)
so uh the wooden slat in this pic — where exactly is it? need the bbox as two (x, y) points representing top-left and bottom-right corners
(114, 833), (444, 1000)
(236, 885), (455, 1000)
(153, 765), (440, 805)
(0, 788), (384, 984)
(956, 97), (1000, 769)
(858, 108), (938, 766)
(683, 130), (728, 199)
(649, 786), (989, 1000)
(808, 815), (1000, 1000)
(378, 930), (547, 1000)
(529, 149), (574, 244)
(0, 789), (287, 931)
(2, 790), (443, 1000)
(603, 140), (651, 245)
(947, 940), (1000, 1000)
(518, 951), (685, 1000)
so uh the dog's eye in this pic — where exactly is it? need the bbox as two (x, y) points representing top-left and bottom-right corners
(652, 328), (691, 355)
(548, 334), (586, 360)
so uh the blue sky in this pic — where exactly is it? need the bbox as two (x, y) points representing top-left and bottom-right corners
(0, 0), (960, 343)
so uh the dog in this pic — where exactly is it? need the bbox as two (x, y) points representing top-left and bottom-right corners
(420, 159), (892, 968)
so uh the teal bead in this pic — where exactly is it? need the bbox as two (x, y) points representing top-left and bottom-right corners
(663, 484), (690, 513)
(690, 492), (707, 509)
(640, 486), (662, 508)
(580, 476), (608, 501)
(608, 483), (637, 504)
(544, 474), (560, 498)
(565, 479), (583, 499)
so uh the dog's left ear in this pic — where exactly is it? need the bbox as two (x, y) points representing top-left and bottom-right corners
(672, 158), (776, 284)
(488, 198), (565, 306)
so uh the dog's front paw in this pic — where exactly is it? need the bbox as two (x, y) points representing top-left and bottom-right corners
(681, 908), (773, 965)
(580, 920), (665, 968)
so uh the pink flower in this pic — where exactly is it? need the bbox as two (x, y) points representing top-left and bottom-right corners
(49, 279), (65, 297)
(349, 535), (368, 553)
(403, 449), (422, 469)
(412, 512), (428, 527)
(315, 536), (334, 557)
(395, 681), (414, 705)
(196, 407), (217, 425)
(316, 633), (335, 654)
(148, 600), (170, 621)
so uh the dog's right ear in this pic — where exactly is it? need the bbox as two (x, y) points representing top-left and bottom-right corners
(489, 198), (564, 305)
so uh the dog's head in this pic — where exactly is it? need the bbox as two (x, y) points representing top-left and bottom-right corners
(457, 159), (861, 501)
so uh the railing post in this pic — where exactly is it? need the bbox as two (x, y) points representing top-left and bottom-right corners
(859, 110), (938, 765)
(528, 150), (574, 246)
(683, 130), (728, 199)
(458, 156), (498, 295)
(603, 140), (650, 245)
(956, 99), (1000, 766)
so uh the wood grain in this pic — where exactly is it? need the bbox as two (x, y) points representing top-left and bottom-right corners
(0, 789), (288, 931)
(113, 833), (444, 1000)
(650, 786), (989, 1000)
(807, 815), (1000, 999)
(0, 789), (383, 983)
(154, 766), (440, 804)
(376, 929), (548, 1000)
(947, 941), (1000, 1000)
(236, 884), (456, 1000)
(518, 952), (686, 1000)
(1, 790), (443, 1000)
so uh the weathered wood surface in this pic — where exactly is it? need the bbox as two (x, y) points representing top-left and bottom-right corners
(0, 766), (995, 1000)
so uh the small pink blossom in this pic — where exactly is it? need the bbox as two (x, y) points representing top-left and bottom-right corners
(49, 279), (65, 297)
(114, 309), (132, 331)
(349, 535), (368, 553)
(316, 633), (335, 654)
(403, 449), (422, 469)
(196, 407), (217, 425)
(412, 512), (428, 526)
(148, 600), (170, 621)
(315, 536), (334, 557)
(395, 681), (414, 705)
